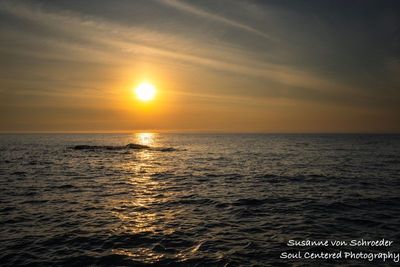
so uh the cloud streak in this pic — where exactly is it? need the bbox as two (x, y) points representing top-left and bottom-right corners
(158, 0), (278, 41)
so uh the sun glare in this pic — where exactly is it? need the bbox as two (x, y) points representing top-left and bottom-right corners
(135, 82), (156, 102)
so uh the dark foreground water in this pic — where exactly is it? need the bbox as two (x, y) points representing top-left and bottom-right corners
(1, 134), (400, 266)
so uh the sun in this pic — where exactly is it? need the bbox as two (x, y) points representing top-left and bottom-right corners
(134, 82), (156, 102)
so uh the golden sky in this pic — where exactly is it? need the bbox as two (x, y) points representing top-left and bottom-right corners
(0, 0), (399, 133)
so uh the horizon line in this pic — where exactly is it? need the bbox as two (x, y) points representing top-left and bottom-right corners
(0, 130), (399, 135)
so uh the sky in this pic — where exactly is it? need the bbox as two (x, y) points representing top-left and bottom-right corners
(0, 0), (399, 133)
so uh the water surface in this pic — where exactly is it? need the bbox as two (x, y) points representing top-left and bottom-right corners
(1, 134), (399, 266)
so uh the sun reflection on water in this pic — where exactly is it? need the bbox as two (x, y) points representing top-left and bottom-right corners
(109, 133), (176, 262)
(135, 132), (156, 147)
(112, 248), (164, 263)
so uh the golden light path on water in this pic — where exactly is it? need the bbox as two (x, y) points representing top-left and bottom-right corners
(136, 133), (156, 147)
(109, 133), (187, 263)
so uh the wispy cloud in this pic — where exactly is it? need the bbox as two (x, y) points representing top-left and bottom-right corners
(158, 0), (278, 41)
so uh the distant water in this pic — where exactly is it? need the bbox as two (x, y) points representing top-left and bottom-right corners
(1, 134), (399, 266)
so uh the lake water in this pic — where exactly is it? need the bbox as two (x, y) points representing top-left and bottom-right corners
(1, 134), (399, 266)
